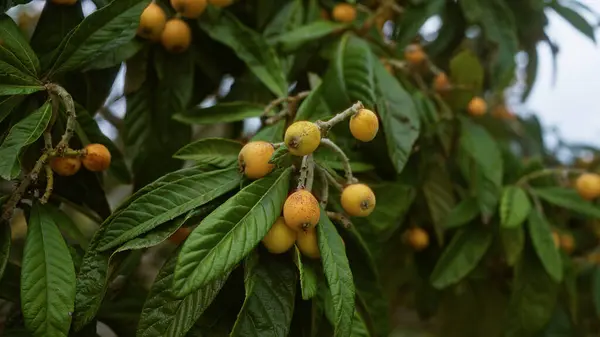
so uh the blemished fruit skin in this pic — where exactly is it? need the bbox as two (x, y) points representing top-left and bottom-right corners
(575, 173), (600, 200)
(467, 97), (487, 116)
(433, 72), (450, 92)
(208, 0), (233, 7)
(168, 227), (192, 245)
(50, 157), (82, 177)
(161, 18), (192, 53)
(137, 3), (167, 41)
(332, 3), (356, 23)
(51, 0), (78, 4)
(350, 109), (379, 142)
(296, 228), (320, 259)
(170, 0), (207, 19)
(283, 190), (320, 230)
(407, 228), (429, 251)
(238, 141), (275, 179)
(284, 121), (321, 156)
(341, 184), (376, 217)
(262, 217), (297, 254)
(82, 144), (111, 172)
(404, 44), (426, 65)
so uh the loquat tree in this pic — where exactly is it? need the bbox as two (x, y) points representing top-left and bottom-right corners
(0, 0), (599, 336)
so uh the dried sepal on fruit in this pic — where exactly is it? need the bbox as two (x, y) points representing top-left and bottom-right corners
(340, 183), (376, 217)
(238, 141), (275, 179)
(262, 217), (297, 254)
(82, 144), (111, 172)
(283, 189), (320, 231)
(349, 108), (379, 142)
(284, 121), (321, 156)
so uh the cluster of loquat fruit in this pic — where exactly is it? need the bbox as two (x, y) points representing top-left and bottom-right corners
(237, 106), (380, 259)
(49, 143), (112, 177)
(136, 0), (233, 53)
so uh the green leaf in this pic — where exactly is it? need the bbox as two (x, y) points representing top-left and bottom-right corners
(199, 10), (287, 97)
(527, 210), (562, 283)
(423, 162), (456, 244)
(445, 197), (480, 229)
(174, 167), (292, 297)
(0, 101), (52, 180)
(373, 52), (420, 174)
(500, 226), (524, 267)
(230, 253), (297, 336)
(252, 119), (285, 143)
(136, 249), (229, 337)
(21, 202), (76, 337)
(294, 81), (330, 121)
(47, 0), (152, 75)
(430, 226), (492, 289)
(30, 0), (83, 62)
(0, 95), (25, 125)
(394, 0), (446, 48)
(550, 2), (595, 42)
(174, 102), (265, 125)
(98, 167), (242, 251)
(174, 138), (243, 167)
(274, 21), (347, 52)
(293, 246), (318, 300)
(0, 59), (41, 86)
(350, 311), (371, 337)
(500, 186), (531, 228)
(449, 49), (484, 93)
(0, 216), (10, 280)
(505, 248), (559, 337)
(263, 0), (305, 43)
(0, 85), (44, 96)
(115, 212), (190, 253)
(459, 117), (503, 217)
(317, 208), (355, 337)
(530, 187), (600, 218)
(0, 14), (40, 75)
(83, 39), (145, 71)
(45, 205), (89, 249)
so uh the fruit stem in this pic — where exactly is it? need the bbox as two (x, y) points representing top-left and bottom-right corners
(515, 168), (587, 187)
(263, 91), (311, 117)
(317, 167), (329, 208)
(46, 83), (77, 153)
(320, 138), (354, 185)
(316, 164), (343, 191)
(40, 164), (54, 204)
(326, 211), (352, 228)
(317, 101), (364, 136)
(296, 154), (313, 190)
(306, 155), (315, 191)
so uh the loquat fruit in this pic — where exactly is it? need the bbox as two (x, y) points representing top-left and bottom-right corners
(170, 0), (207, 19)
(82, 143), (111, 172)
(50, 156), (82, 177)
(238, 141), (275, 179)
(51, 0), (78, 5)
(161, 18), (192, 53)
(559, 233), (575, 254)
(137, 2), (167, 41)
(406, 227), (429, 251)
(208, 0), (233, 7)
(467, 96), (487, 116)
(349, 108), (379, 142)
(433, 72), (450, 92)
(575, 173), (600, 200)
(283, 190), (320, 231)
(296, 228), (320, 259)
(284, 121), (321, 156)
(332, 3), (356, 23)
(168, 227), (192, 245)
(340, 183), (375, 217)
(404, 43), (427, 66)
(262, 217), (297, 254)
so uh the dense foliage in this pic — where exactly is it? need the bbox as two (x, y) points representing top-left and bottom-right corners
(1, 0), (600, 336)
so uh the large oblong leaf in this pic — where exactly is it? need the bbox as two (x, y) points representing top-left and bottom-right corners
(137, 249), (229, 337)
(0, 85), (44, 96)
(48, 0), (152, 75)
(530, 187), (600, 218)
(98, 167), (242, 251)
(0, 101), (52, 180)
(173, 102), (265, 125)
(21, 202), (76, 337)
(174, 167), (292, 297)
(430, 226), (492, 289)
(199, 10), (287, 97)
(373, 54), (420, 174)
(500, 186), (531, 228)
(0, 14), (40, 75)
(230, 253), (297, 337)
(527, 210), (562, 282)
(294, 246), (318, 300)
(274, 21), (347, 52)
(174, 138), (243, 167)
(318, 208), (355, 337)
